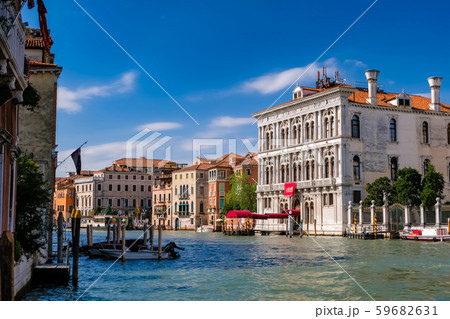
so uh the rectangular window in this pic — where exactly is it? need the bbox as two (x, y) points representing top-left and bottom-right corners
(117, 199), (120, 206)
(353, 190), (361, 204)
(329, 194), (334, 205)
(97, 199), (101, 207)
(323, 194), (328, 205)
(125, 185), (129, 191)
(117, 175), (121, 179)
(219, 198), (224, 208)
(246, 169), (251, 176)
(133, 199), (136, 207)
(133, 176), (136, 180)
(109, 199), (112, 206)
(219, 183), (225, 192)
(191, 173), (194, 178)
(141, 185), (144, 192)
(133, 185), (137, 191)
(97, 184), (101, 191)
(125, 199), (128, 207)
(109, 184), (112, 191)
(200, 186), (204, 195)
(200, 173), (204, 179)
(117, 185), (121, 191)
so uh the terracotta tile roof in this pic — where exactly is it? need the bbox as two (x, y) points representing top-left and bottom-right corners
(253, 83), (450, 116)
(114, 157), (175, 168)
(28, 60), (59, 68)
(26, 39), (45, 49)
(175, 163), (215, 172)
(348, 90), (450, 113)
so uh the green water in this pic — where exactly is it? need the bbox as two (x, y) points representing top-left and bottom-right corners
(21, 231), (450, 301)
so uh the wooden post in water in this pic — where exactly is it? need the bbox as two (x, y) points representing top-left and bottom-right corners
(117, 218), (122, 244)
(158, 225), (162, 260)
(72, 210), (81, 286)
(112, 224), (116, 244)
(150, 225), (154, 250)
(121, 225), (126, 262)
(57, 212), (64, 263)
(314, 219), (317, 236)
(106, 218), (111, 244)
(66, 240), (70, 266)
(0, 231), (15, 300)
(143, 223), (148, 245)
(47, 211), (54, 263)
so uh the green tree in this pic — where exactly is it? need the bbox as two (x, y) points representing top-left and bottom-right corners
(93, 206), (103, 216)
(15, 155), (50, 261)
(420, 162), (445, 208)
(363, 177), (396, 207)
(224, 173), (257, 213)
(104, 205), (112, 215)
(395, 167), (422, 207)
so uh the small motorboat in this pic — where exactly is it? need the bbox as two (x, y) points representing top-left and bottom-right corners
(196, 225), (214, 233)
(98, 242), (184, 260)
(400, 228), (450, 242)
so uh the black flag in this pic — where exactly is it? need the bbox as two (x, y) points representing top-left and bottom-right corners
(71, 148), (81, 175)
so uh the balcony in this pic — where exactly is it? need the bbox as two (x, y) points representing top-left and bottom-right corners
(0, 1), (26, 89)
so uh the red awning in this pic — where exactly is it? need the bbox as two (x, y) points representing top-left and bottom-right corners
(283, 209), (301, 216)
(251, 213), (268, 220)
(226, 210), (253, 218)
(266, 213), (288, 219)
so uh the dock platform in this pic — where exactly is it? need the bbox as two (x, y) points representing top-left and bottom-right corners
(33, 264), (70, 284)
(223, 229), (255, 236)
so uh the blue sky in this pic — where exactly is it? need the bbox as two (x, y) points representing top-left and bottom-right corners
(22, 0), (450, 176)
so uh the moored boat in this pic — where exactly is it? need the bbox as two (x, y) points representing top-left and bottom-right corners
(98, 241), (184, 260)
(400, 228), (450, 242)
(196, 225), (214, 233)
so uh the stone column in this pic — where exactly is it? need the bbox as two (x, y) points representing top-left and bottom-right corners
(347, 201), (352, 229)
(420, 204), (425, 227)
(404, 205), (410, 227)
(359, 201), (363, 227)
(370, 200), (375, 231)
(382, 192), (389, 230)
(334, 144), (339, 177)
(435, 197), (441, 228)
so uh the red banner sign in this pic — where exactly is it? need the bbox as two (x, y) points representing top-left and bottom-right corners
(284, 183), (296, 196)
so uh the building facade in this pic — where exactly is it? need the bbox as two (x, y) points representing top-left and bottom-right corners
(253, 69), (450, 235)
(151, 184), (173, 228)
(21, 27), (62, 216)
(53, 177), (75, 222)
(171, 160), (210, 230)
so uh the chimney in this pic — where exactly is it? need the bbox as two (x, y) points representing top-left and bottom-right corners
(427, 76), (443, 112)
(365, 70), (380, 105)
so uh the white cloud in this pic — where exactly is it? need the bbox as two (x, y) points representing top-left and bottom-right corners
(412, 92), (431, 98)
(211, 116), (254, 127)
(58, 71), (137, 113)
(344, 59), (368, 69)
(136, 122), (182, 131)
(238, 58), (338, 95)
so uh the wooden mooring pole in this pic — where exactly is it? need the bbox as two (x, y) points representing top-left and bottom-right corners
(106, 218), (111, 244)
(143, 223), (148, 245)
(150, 225), (154, 250)
(72, 210), (81, 286)
(121, 225), (126, 262)
(57, 212), (64, 263)
(112, 225), (116, 244)
(158, 225), (162, 260)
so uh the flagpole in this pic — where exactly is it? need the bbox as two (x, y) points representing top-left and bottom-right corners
(56, 141), (88, 168)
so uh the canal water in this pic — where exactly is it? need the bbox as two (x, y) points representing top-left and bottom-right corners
(21, 230), (450, 301)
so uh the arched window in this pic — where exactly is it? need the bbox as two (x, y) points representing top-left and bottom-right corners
(191, 201), (194, 212)
(311, 161), (315, 179)
(390, 119), (397, 142)
(390, 157), (398, 181)
(292, 126), (297, 142)
(265, 132), (270, 151)
(324, 118), (329, 138)
(175, 202), (178, 212)
(352, 115), (360, 138)
(330, 117), (334, 137)
(311, 122), (315, 140)
(297, 125), (301, 143)
(305, 123), (310, 141)
(330, 157), (335, 177)
(306, 162), (310, 180)
(200, 201), (204, 213)
(293, 165), (297, 182)
(422, 122), (429, 144)
(324, 158), (330, 178)
(265, 167), (270, 184)
(353, 156), (361, 181)
(280, 129), (285, 147)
